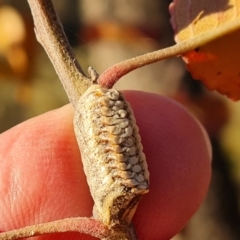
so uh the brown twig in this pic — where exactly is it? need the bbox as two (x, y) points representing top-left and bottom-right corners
(27, 0), (92, 107)
(0, 217), (108, 240)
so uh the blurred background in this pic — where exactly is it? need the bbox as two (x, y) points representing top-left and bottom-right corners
(0, 0), (240, 239)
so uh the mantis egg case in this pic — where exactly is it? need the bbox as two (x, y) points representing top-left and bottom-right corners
(74, 84), (149, 227)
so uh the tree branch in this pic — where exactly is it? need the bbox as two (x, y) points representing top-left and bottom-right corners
(27, 0), (92, 107)
(0, 217), (108, 240)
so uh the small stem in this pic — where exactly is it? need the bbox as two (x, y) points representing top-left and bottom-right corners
(27, 0), (92, 107)
(97, 18), (240, 88)
(0, 217), (108, 240)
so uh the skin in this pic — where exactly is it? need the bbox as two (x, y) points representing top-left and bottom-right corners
(0, 91), (211, 240)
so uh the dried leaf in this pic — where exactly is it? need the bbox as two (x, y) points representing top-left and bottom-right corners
(170, 0), (240, 100)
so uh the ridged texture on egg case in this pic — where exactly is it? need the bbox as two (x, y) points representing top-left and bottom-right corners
(74, 84), (149, 227)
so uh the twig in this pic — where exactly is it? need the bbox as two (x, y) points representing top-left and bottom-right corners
(0, 217), (108, 240)
(27, 0), (92, 107)
(97, 18), (240, 88)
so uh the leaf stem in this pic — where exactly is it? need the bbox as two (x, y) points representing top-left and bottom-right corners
(27, 0), (92, 107)
(0, 217), (108, 240)
(97, 18), (240, 88)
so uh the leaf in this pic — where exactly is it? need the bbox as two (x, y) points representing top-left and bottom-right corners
(170, 0), (240, 100)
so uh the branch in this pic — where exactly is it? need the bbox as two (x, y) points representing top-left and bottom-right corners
(0, 217), (108, 240)
(27, 0), (92, 107)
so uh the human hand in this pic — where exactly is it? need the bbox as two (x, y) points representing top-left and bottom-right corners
(0, 91), (211, 240)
